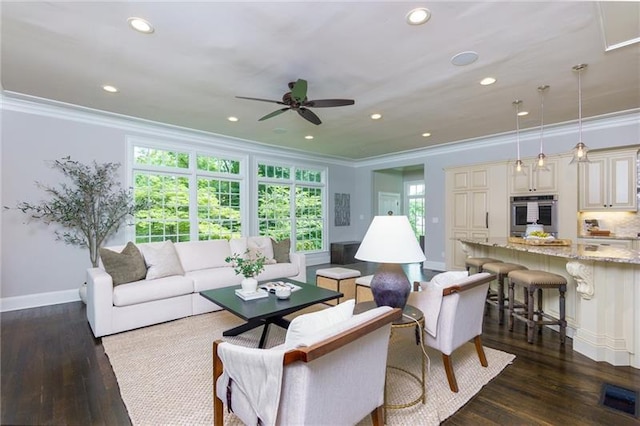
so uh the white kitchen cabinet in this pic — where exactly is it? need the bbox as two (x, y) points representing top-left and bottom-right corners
(510, 157), (558, 194)
(578, 237), (633, 249)
(579, 147), (638, 211)
(446, 163), (507, 269)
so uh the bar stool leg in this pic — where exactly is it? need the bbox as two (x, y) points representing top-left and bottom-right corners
(497, 273), (506, 325)
(527, 286), (536, 344)
(559, 286), (567, 344)
(508, 280), (515, 331)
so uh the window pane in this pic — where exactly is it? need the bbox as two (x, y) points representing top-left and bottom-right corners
(295, 186), (323, 251)
(257, 183), (291, 240)
(258, 163), (291, 180)
(134, 147), (189, 169)
(134, 172), (191, 243)
(197, 154), (240, 175)
(197, 177), (241, 240)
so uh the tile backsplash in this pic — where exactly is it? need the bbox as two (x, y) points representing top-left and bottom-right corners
(579, 211), (640, 237)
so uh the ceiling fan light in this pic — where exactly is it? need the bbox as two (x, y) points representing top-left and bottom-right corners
(406, 8), (431, 25)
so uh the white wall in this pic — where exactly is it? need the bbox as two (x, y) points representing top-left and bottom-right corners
(0, 97), (355, 310)
(1, 95), (638, 310)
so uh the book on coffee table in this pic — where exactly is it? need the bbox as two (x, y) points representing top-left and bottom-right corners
(259, 281), (302, 293)
(235, 288), (269, 301)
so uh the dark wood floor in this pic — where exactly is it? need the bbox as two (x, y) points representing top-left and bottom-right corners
(2, 262), (639, 425)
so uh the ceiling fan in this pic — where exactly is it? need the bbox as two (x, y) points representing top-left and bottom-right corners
(236, 79), (355, 125)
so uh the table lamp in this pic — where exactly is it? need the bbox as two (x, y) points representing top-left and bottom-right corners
(355, 215), (426, 309)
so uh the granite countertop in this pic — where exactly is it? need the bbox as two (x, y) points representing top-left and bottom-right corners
(578, 234), (640, 240)
(458, 237), (640, 265)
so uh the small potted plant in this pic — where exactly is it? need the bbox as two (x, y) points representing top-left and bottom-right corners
(225, 250), (266, 292)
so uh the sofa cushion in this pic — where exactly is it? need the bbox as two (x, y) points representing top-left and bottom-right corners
(256, 263), (298, 282)
(112, 275), (194, 307)
(229, 237), (248, 256)
(99, 242), (147, 286)
(284, 299), (355, 348)
(272, 238), (291, 263)
(139, 241), (185, 280)
(174, 240), (231, 272)
(188, 267), (241, 292)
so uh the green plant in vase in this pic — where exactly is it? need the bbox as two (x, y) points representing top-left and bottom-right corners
(225, 250), (266, 292)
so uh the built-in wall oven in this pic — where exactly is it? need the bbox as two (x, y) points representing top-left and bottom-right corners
(510, 195), (558, 236)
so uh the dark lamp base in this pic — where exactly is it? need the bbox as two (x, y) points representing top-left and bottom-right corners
(370, 263), (411, 310)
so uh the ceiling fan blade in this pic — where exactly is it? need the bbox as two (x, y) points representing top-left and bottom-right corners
(298, 107), (321, 125)
(258, 108), (289, 121)
(305, 99), (355, 108)
(290, 79), (308, 103)
(236, 96), (286, 105)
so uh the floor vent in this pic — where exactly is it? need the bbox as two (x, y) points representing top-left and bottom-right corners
(600, 383), (638, 417)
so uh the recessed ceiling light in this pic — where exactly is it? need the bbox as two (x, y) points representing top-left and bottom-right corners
(422, 132), (431, 137)
(227, 116), (238, 122)
(102, 85), (119, 93)
(128, 17), (154, 34)
(371, 113), (382, 120)
(518, 111), (529, 116)
(305, 135), (314, 140)
(480, 77), (497, 86)
(451, 51), (479, 66)
(406, 8), (431, 25)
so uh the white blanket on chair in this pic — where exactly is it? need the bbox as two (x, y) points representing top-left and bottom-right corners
(218, 342), (286, 426)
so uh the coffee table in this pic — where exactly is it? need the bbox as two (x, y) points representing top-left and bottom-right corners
(200, 279), (343, 348)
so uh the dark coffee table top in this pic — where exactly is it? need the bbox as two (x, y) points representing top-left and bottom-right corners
(199, 279), (343, 322)
(354, 301), (423, 326)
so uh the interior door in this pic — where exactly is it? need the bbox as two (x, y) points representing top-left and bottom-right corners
(378, 192), (400, 215)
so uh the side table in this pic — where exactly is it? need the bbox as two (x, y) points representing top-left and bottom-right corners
(354, 301), (426, 420)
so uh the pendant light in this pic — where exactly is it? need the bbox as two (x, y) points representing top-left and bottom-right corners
(513, 100), (526, 175)
(570, 64), (590, 164)
(534, 85), (550, 171)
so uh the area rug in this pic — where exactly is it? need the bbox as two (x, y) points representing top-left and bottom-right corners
(102, 309), (515, 425)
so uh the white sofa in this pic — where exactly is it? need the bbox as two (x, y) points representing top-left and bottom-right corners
(86, 238), (306, 337)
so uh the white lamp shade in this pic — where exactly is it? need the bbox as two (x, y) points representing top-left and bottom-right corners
(355, 215), (426, 264)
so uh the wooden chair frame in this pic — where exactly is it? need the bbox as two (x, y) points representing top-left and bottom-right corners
(213, 307), (402, 426)
(414, 273), (494, 393)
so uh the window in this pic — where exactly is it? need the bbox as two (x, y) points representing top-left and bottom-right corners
(132, 143), (244, 243)
(406, 181), (425, 238)
(257, 162), (326, 252)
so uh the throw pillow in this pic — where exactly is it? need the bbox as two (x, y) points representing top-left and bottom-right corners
(139, 240), (185, 280)
(99, 242), (147, 286)
(229, 237), (248, 257)
(271, 238), (291, 263)
(247, 236), (276, 264)
(284, 299), (355, 348)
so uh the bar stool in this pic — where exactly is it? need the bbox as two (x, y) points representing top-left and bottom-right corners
(465, 257), (502, 274)
(482, 262), (528, 325)
(507, 270), (567, 344)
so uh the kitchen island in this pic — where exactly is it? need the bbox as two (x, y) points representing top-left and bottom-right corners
(458, 237), (640, 368)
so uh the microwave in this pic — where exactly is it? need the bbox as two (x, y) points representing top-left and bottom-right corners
(510, 195), (558, 236)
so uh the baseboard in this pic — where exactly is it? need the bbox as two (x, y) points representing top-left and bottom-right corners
(1, 289), (81, 312)
(423, 260), (445, 271)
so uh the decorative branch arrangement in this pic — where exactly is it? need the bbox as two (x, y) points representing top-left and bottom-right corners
(5, 156), (141, 267)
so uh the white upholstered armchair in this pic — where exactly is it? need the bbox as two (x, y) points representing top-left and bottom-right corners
(408, 271), (494, 393)
(212, 304), (402, 426)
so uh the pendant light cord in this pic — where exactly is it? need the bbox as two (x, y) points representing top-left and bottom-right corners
(578, 68), (583, 142)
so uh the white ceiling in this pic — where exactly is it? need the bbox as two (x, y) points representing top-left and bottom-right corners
(1, 1), (639, 160)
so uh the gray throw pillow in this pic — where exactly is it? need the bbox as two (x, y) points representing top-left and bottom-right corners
(99, 242), (147, 286)
(271, 238), (291, 263)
